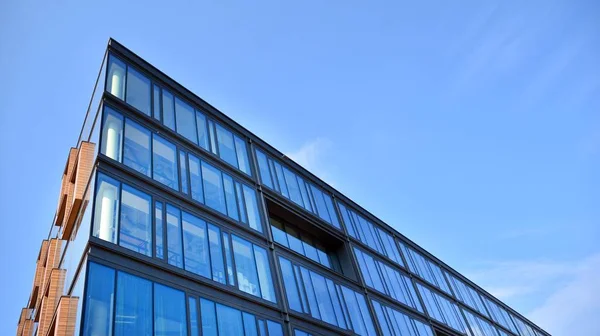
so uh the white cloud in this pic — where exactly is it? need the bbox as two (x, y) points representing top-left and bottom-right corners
(285, 137), (336, 186)
(528, 254), (600, 336)
(466, 254), (600, 336)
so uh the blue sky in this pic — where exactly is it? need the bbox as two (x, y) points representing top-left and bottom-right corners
(1, 1), (598, 335)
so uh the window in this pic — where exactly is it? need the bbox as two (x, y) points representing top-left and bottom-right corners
(153, 84), (161, 120)
(223, 175), (239, 221)
(154, 283), (187, 336)
(371, 300), (433, 336)
(199, 297), (283, 336)
(255, 150), (273, 189)
(446, 272), (488, 317)
(175, 97), (198, 144)
(278, 256), (375, 335)
(483, 297), (519, 334)
(512, 315), (537, 336)
(196, 111), (209, 150)
(216, 124), (238, 168)
(232, 235), (261, 297)
(201, 160), (227, 215)
(153, 135), (179, 190)
(119, 184), (152, 256)
(182, 211), (210, 278)
(269, 217), (340, 271)
(166, 205), (184, 268)
(463, 309), (498, 336)
(254, 149), (340, 228)
(82, 262), (115, 336)
(93, 173), (120, 244)
(162, 89), (176, 131)
(123, 119), (151, 177)
(107, 55), (126, 99)
(241, 185), (262, 232)
(400, 243), (452, 295)
(189, 297), (199, 336)
(234, 136), (250, 175)
(417, 283), (467, 333)
(114, 271), (152, 335)
(101, 106), (123, 162)
(253, 245), (276, 302)
(155, 202), (164, 259)
(222, 232), (235, 286)
(188, 154), (204, 203)
(338, 202), (403, 266)
(217, 304), (244, 335)
(179, 151), (189, 194)
(208, 224), (226, 284)
(353, 248), (422, 312)
(125, 67), (151, 116)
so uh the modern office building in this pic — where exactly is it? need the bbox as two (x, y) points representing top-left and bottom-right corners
(16, 39), (550, 336)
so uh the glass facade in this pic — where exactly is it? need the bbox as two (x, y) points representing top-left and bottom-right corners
(25, 45), (548, 336)
(278, 256), (377, 335)
(100, 106), (262, 232)
(371, 299), (434, 336)
(92, 172), (276, 303)
(338, 202), (403, 266)
(255, 149), (340, 229)
(82, 262), (281, 336)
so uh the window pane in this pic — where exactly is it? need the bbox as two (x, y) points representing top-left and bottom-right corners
(153, 135), (179, 190)
(234, 136), (250, 175)
(310, 272), (336, 325)
(101, 106), (123, 162)
(189, 297), (199, 336)
(273, 162), (289, 197)
(188, 154), (204, 203)
(166, 205), (183, 268)
(107, 55), (126, 99)
(162, 89), (175, 130)
(179, 151), (188, 194)
(126, 67), (151, 116)
(222, 232), (236, 286)
(243, 312), (258, 336)
(235, 182), (248, 224)
(298, 178), (313, 213)
(255, 150), (273, 189)
(152, 85), (161, 120)
(208, 120), (217, 154)
(155, 202), (164, 259)
(216, 124), (238, 167)
(341, 286), (367, 335)
(196, 111), (209, 150)
(310, 185), (331, 224)
(322, 194), (340, 228)
(154, 284), (187, 336)
(253, 245), (276, 302)
(326, 279), (346, 329)
(119, 184), (152, 256)
(284, 168), (304, 207)
(302, 241), (319, 263)
(266, 321), (283, 336)
(115, 271), (152, 335)
(201, 161), (226, 214)
(208, 224), (226, 284)
(82, 262), (115, 336)
(217, 303), (244, 335)
(123, 119), (151, 176)
(182, 211), (210, 278)
(301, 267), (321, 320)
(279, 257), (302, 312)
(93, 173), (120, 244)
(175, 97), (198, 144)
(242, 185), (262, 232)
(270, 219), (288, 247)
(201, 299), (217, 336)
(232, 235), (261, 297)
(223, 174), (239, 221)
